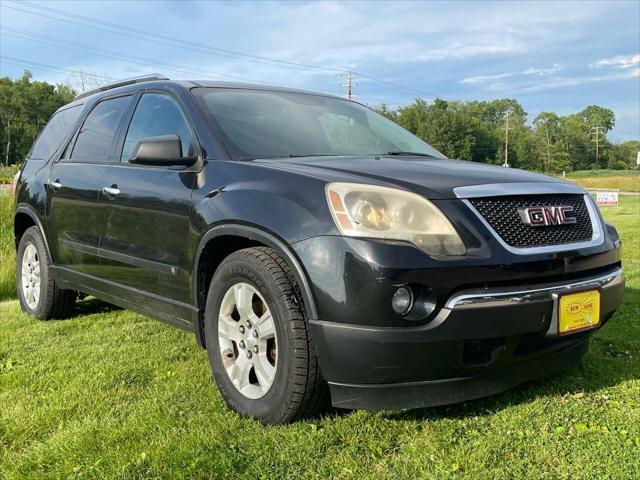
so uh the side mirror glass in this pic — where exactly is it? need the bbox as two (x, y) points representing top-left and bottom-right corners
(129, 135), (197, 166)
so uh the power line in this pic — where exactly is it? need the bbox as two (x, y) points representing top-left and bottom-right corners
(0, 55), (114, 83)
(2, 1), (344, 75)
(356, 72), (451, 101)
(1, 0), (448, 102)
(0, 54), (343, 100)
(0, 27), (258, 83)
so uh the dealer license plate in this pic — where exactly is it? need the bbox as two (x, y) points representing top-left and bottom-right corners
(558, 290), (600, 334)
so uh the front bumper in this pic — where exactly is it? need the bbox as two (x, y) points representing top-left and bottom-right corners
(309, 267), (625, 410)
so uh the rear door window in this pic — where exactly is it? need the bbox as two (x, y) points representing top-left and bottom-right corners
(70, 95), (131, 163)
(28, 105), (82, 160)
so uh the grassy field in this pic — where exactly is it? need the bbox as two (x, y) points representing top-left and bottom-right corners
(0, 193), (15, 300)
(561, 170), (640, 192)
(564, 170), (639, 178)
(0, 164), (20, 185)
(0, 195), (638, 479)
(566, 177), (639, 193)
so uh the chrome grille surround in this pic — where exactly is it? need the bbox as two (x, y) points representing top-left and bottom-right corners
(454, 182), (604, 255)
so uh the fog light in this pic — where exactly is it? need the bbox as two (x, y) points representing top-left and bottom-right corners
(392, 286), (414, 315)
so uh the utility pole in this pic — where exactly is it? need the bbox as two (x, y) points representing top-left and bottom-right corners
(590, 126), (604, 165)
(503, 110), (512, 168)
(339, 72), (357, 100)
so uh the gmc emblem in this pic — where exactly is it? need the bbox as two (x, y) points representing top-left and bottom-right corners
(518, 206), (576, 227)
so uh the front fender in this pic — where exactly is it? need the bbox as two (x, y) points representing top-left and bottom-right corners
(192, 223), (318, 319)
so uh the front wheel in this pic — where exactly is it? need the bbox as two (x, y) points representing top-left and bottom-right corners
(204, 247), (328, 424)
(16, 226), (76, 319)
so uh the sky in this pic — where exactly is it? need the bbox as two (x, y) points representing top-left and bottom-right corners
(0, 0), (639, 141)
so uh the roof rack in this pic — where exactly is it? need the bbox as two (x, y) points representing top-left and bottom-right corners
(74, 74), (169, 100)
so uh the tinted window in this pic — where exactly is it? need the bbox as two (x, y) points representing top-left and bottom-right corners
(70, 95), (131, 162)
(193, 88), (444, 160)
(121, 93), (194, 162)
(318, 113), (380, 154)
(29, 105), (82, 160)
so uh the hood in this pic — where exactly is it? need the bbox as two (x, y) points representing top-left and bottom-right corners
(252, 156), (570, 199)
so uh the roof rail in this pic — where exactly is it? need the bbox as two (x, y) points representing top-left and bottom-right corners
(74, 74), (170, 100)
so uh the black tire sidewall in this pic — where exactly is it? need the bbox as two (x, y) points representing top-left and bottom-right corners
(16, 227), (50, 319)
(204, 254), (300, 423)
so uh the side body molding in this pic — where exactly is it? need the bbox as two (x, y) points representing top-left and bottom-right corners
(191, 223), (319, 348)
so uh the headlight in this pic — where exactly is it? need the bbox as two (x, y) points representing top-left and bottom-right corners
(326, 182), (466, 256)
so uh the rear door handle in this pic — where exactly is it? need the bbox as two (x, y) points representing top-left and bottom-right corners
(102, 186), (121, 197)
(49, 179), (62, 190)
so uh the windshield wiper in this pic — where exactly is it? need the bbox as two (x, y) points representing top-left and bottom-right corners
(287, 154), (342, 158)
(384, 151), (439, 158)
(237, 154), (343, 161)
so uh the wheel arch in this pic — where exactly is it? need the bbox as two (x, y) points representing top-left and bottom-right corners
(14, 204), (52, 259)
(192, 223), (319, 348)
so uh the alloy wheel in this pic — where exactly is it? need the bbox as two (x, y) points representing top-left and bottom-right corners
(21, 243), (41, 309)
(218, 282), (278, 399)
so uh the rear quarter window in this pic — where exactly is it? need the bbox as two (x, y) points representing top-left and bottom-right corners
(28, 105), (82, 161)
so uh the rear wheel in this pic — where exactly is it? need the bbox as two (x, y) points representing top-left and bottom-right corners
(204, 247), (328, 424)
(16, 226), (76, 319)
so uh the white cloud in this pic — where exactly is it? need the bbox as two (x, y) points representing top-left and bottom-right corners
(462, 62), (639, 93)
(592, 54), (640, 69)
(461, 72), (514, 85)
(461, 64), (562, 84)
(521, 65), (563, 76)
(505, 68), (640, 93)
(238, 1), (606, 69)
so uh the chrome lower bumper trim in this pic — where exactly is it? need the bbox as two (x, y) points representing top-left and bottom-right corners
(446, 267), (624, 309)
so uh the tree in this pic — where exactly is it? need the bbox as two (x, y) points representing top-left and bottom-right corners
(0, 70), (75, 166)
(374, 98), (628, 173)
(374, 104), (398, 122)
(608, 140), (640, 169)
(579, 105), (615, 133)
(533, 112), (562, 172)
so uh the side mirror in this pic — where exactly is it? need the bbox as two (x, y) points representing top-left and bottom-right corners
(129, 135), (198, 166)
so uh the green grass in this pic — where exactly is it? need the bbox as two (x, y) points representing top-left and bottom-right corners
(557, 170), (640, 192)
(0, 193), (15, 300)
(0, 196), (639, 479)
(564, 169), (639, 178)
(569, 177), (639, 192)
(0, 164), (20, 185)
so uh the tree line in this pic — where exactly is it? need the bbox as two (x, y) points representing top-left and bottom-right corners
(0, 71), (75, 166)
(0, 70), (637, 170)
(375, 98), (638, 172)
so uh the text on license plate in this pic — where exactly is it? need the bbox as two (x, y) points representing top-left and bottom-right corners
(558, 289), (600, 334)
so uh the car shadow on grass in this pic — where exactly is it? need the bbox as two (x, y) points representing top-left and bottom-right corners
(73, 297), (122, 317)
(381, 364), (631, 424)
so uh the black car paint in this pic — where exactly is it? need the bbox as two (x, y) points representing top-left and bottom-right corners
(14, 80), (624, 409)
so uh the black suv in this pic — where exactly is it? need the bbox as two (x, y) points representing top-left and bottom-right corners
(13, 75), (625, 424)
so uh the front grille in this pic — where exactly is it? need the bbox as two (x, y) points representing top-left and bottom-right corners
(469, 194), (593, 248)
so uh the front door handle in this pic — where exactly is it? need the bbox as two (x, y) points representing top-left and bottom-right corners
(48, 179), (62, 190)
(102, 186), (121, 197)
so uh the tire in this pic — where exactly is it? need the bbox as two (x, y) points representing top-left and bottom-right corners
(204, 247), (328, 424)
(16, 226), (76, 320)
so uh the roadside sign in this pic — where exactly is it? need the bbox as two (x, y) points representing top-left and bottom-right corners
(595, 191), (619, 206)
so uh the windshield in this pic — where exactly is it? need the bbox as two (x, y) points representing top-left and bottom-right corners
(193, 88), (445, 160)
